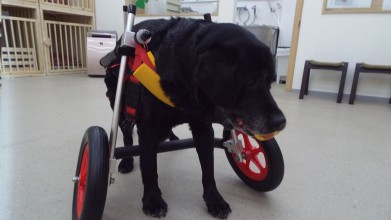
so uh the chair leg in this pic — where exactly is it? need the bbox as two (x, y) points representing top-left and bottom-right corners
(349, 63), (361, 105)
(299, 61), (310, 99)
(337, 62), (348, 103)
(304, 66), (311, 95)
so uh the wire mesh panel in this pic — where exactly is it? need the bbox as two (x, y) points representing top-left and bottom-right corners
(44, 19), (92, 73)
(1, 7), (40, 75)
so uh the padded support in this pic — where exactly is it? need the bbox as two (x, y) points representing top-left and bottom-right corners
(299, 60), (348, 103)
(349, 63), (391, 105)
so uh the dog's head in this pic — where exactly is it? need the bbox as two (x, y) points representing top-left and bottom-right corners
(196, 23), (286, 140)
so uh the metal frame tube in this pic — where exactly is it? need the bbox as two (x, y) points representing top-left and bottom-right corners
(108, 5), (137, 185)
(114, 138), (225, 158)
(231, 129), (243, 162)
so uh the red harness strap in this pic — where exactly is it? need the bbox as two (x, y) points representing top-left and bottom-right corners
(109, 58), (135, 81)
(125, 44), (154, 123)
(109, 44), (152, 78)
(108, 44), (155, 126)
(132, 44), (155, 71)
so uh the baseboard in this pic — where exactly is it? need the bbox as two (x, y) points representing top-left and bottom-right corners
(292, 89), (390, 104)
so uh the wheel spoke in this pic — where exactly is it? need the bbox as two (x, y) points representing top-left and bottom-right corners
(251, 156), (265, 172)
(241, 133), (261, 153)
(245, 159), (251, 169)
(242, 134), (253, 149)
(245, 147), (262, 162)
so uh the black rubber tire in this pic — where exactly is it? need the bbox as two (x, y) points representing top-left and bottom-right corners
(224, 133), (284, 192)
(72, 126), (110, 220)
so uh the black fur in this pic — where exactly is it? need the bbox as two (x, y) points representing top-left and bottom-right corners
(124, 18), (285, 219)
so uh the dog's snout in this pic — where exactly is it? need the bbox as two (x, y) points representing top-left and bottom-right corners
(270, 114), (286, 131)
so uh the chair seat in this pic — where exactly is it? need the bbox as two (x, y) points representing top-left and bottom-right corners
(362, 63), (391, 71)
(309, 60), (344, 68)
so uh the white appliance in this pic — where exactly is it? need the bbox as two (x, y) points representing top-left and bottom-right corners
(87, 31), (117, 76)
(276, 47), (290, 84)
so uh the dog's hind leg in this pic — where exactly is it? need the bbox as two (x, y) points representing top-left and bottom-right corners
(137, 123), (171, 218)
(105, 76), (134, 174)
(190, 122), (231, 219)
(118, 123), (134, 173)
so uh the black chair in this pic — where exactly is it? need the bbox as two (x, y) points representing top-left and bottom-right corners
(299, 60), (348, 103)
(349, 63), (391, 105)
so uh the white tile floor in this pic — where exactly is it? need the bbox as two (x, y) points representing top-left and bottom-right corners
(0, 74), (390, 220)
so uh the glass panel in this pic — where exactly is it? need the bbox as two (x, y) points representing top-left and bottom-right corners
(326, 0), (372, 9)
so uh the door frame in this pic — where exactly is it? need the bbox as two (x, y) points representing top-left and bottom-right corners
(285, 0), (304, 91)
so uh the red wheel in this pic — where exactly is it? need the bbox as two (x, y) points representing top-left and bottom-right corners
(72, 126), (109, 220)
(77, 144), (89, 217)
(224, 130), (284, 191)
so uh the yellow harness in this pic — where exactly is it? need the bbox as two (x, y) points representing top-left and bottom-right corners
(132, 49), (176, 108)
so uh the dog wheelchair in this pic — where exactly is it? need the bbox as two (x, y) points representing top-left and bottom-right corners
(71, 5), (285, 220)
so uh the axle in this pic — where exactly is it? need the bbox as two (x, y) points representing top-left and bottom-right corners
(114, 138), (225, 159)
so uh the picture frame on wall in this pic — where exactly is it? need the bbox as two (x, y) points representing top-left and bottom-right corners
(323, 0), (391, 13)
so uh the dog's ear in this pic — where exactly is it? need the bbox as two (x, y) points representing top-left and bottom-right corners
(196, 44), (239, 108)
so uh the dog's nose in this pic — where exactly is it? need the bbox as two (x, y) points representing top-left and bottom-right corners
(270, 114), (286, 131)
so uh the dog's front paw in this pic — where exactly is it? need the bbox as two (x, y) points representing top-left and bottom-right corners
(142, 190), (168, 217)
(204, 190), (231, 219)
(118, 157), (134, 174)
(206, 199), (231, 219)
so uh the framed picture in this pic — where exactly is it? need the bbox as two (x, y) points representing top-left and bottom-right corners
(323, 0), (391, 13)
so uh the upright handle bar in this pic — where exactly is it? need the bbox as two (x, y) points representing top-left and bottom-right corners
(108, 4), (137, 185)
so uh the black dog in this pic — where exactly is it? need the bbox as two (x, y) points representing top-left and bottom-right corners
(109, 18), (286, 219)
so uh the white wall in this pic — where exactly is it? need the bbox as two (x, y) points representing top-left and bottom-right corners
(95, 0), (236, 36)
(95, 0), (125, 37)
(293, 1), (391, 98)
(279, 0), (295, 47)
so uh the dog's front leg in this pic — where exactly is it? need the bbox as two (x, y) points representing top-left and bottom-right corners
(190, 122), (231, 219)
(138, 125), (169, 217)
